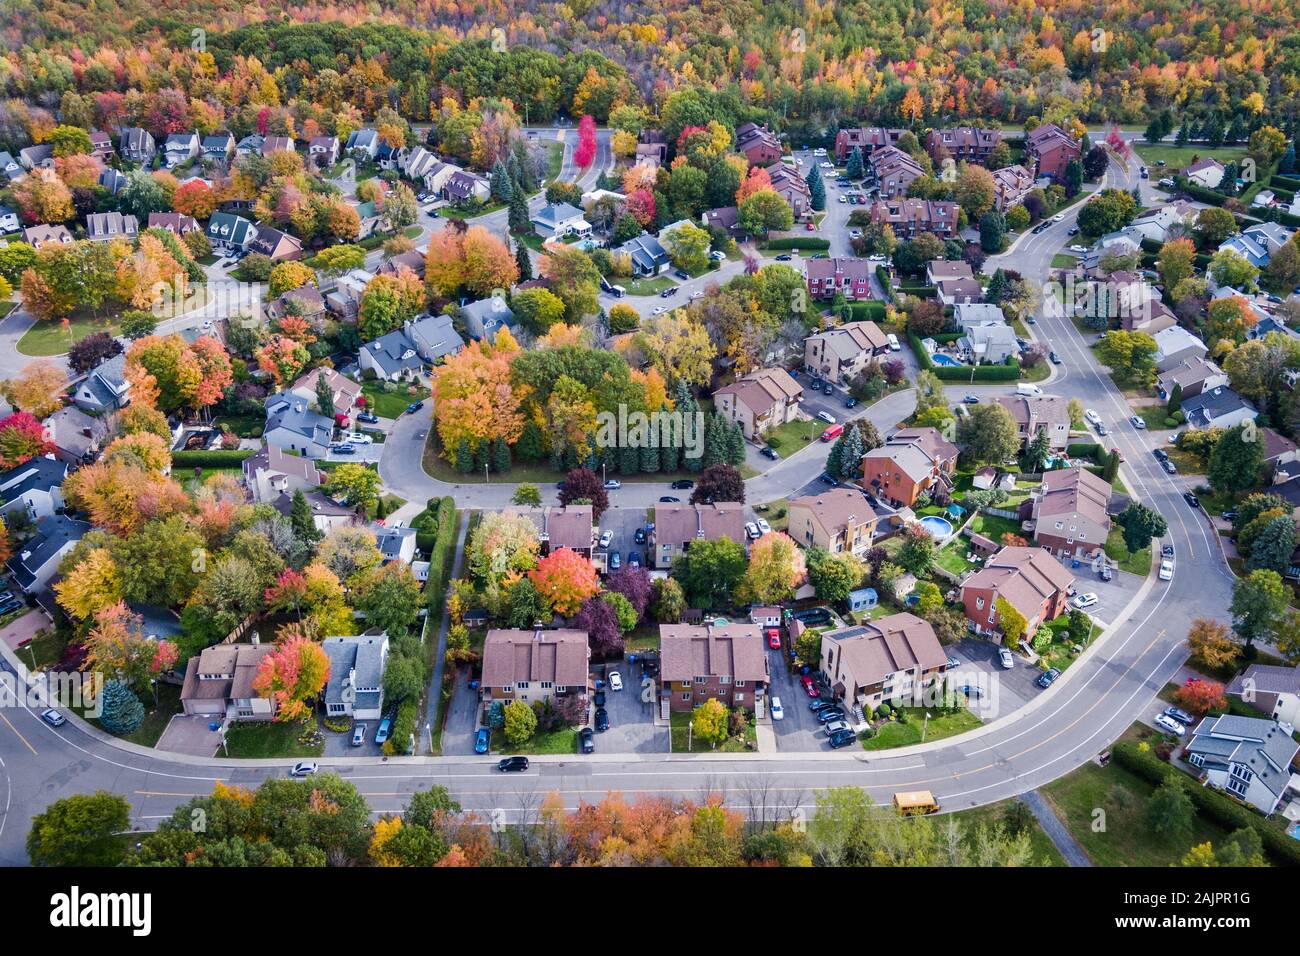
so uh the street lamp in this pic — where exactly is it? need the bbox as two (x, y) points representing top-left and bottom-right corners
(688, 719), (693, 752)
(424, 722), (431, 754)
(921, 711), (932, 743)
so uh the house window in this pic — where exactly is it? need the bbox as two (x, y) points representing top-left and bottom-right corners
(540, 682), (553, 690)
(1230, 764), (1253, 784)
(720, 675), (730, 685)
(517, 681), (529, 689)
(975, 597), (984, 610)
(1227, 776), (1248, 798)
(502, 685), (513, 693)
(1188, 752), (1204, 768)
(681, 693), (691, 701)
(736, 681), (745, 688)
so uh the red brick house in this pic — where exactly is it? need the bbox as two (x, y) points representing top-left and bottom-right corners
(735, 123), (783, 168)
(805, 257), (874, 300)
(834, 127), (904, 162)
(1030, 467), (1112, 560)
(925, 127), (1003, 167)
(659, 621), (770, 715)
(959, 546), (1074, 640)
(868, 198), (959, 240)
(861, 427), (959, 508)
(1025, 124), (1081, 182)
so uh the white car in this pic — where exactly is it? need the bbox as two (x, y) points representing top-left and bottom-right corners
(819, 161), (834, 169)
(652, 306), (667, 315)
(1072, 592), (1099, 610)
(200, 319), (215, 333)
(998, 648), (1015, 669)
(603, 479), (621, 490)
(838, 195), (848, 203)
(1154, 714), (1186, 735)
(1051, 213), (1064, 222)
(608, 672), (623, 691)
(849, 229), (862, 239)
(1159, 560), (1174, 581)
(690, 291), (704, 300)
(813, 147), (827, 156)
(289, 761), (319, 777)
(816, 410), (836, 425)
(709, 250), (726, 261)
(1084, 408), (1102, 427)
(598, 529), (613, 549)
(770, 697), (785, 720)
(343, 432), (373, 445)
(756, 518), (772, 535)
(1068, 244), (1088, 253)
(745, 521), (761, 540)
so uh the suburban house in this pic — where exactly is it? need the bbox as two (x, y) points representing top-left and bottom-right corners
(1129, 202), (1198, 243)
(272, 489), (354, 534)
(650, 502), (747, 569)
(803, 322), (889, 383)
(991, 164), (1035, 211)
(308, 135), (340, 167)
(98, 167), (128, 195)
(868, 146), (925, 198)
(614, 233), (670, 276)
(834, 127), (904, 162)
(713, 366), (803, 440)
(202, 133), (235, 164)
(1029, 467), (1112, 559)
(206, 212), (257, 255)
(926, 260), (974, 287)
(460, 296), (516, 341)
(659, 620), (769, 715)
(351, 199), (384, 239)
(937, 276), (985, 306)
(787, 488), (882, 556)
(359, 328), (424, 382)
(749, 606), (783, 628)
(819, 613), (947, 713)
(765, 161), (813, 219)
(180, 643), (277, 721)
(118, 127), (156, 163)
(23, 224), (73, 248)
(0, 456), (67, 521)
(861, 427), (960, 508)
(954, 303), (1006, 329)
(531, 202), (591, 240)
(88, 129), (114, 162)
(996, 394), (1071, 451)
(18, 144), (54, 170)
(42, 407), (109, 464)
(263, 393), (335, 458)
(1182, 157), (1226, 189)
(1219, 223), (1294, 269)
(1153, 325), (1209, 373)
(735, 122), (783, 167)
(1226, 665), (1300, 728)
(86, 211), (139, 243)
(162, 131), (201, 167)
(374, 523), (418, 565)
(147, 212), (200, 236)
(242, 442), (326, 503)
(442, 170), (491, 204)
(506, 505), (595, 561)
(1180, 386), (1258, 431)
(960, 322), (1018, 364)
(480, 628), (590, 705)
(322, 633), (390, 721)
(345, 129), (380, 160)
(266, 285), (327, 324)
(959, 546), (1074, 640)
(926, 127), (1003, 166)
(260, 136), (295, 157)
(404, 313), (466, 364)
(290, 366), (362, 415)
(235, 134), (263, 157)
(0, 151), (22, 180)
(378, 249), (425, 278)
(1184, 714), (1300, 814)
(805, 257), (875, 300)
(702, 206), (748, 241)
(1024, 124), (1081, 181)
(6, 514), (89, 594)
(324, 268), (373, 320)
(0, 204), (18, 232)
(247, 225), (303, 262)
(1156, 357), (1228, 401)
(1261, 428), (1300, 483)
(72, 352), (131, 413)
(868, 198), (959, 240)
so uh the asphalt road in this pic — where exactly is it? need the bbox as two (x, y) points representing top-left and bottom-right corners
(0, 134), (1232, 864)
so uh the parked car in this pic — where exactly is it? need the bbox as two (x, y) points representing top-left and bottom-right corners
(674, 269), (689, 280)
(341, 432), (372, 445)
(1183, 492), (1200, 508)
(627, 551), (641, 567)
(289, 761), (319, 777)
(1152, 447), (1168, 462)
(819, 472), (838, 486)
(1099, 564), (1113, 582)
(760, 446), (779, 460)
(945, 655), (960, 669)
(497, 756), (529, 772)
(1162, 544), (1174, 558)
(800, 674), (819, 697)
(963, 394), (980, 404)
(1036, 668), (1062, 689)
(844, 396), (858, 408)
(670, 479), (694, 489)
(40, 709), (66, 727)
(351, 724), (367, 746)
(598, 529), (613, 548)
(594, 708), (610, 732)
(756, 518), (772, 535)
(0, 599), (22, 616)
(998, 648), (1015, 669)
(405, 401), (424, 414)
(1162, 459), (1177, 475)
(1163, 706), (1195, 726)
(1072, 592), (1099, 610)
(603, 479), (621, 490)
(823, 719), (851, 736)
(1159, 560), (1174, 581)
(745, 521), (761, 539)
(331, 443), (356, 454)
(609, 672), (623, 691)
(474, 727), (490, 754)
(633, 527), (647, 545)
(1220, 510), (1238, 522)
(579, 727), (595, 753)
(775, 254), (792, 261)
(1068, 244), (1088, 253)
(608, 551), (621, 570)
(356, 410), (379, 424)
(1154, 714), (1186, 735)
(766, 627), (782, 650)
(374, 717), (392, 745)
(658, 495), (680, 503)
(816, 707), (847, 723)
(770, 697), (785, 720)
(828, 728), (857, 748)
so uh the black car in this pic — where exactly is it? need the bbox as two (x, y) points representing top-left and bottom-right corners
(579, 727), (595, 754)
(331, 443), (355, 455)
(1068, 226), (1080, 235)
(594, 689), (607, 708)
(633, 527), (647, 545)
(1049, 352), (1061, 365)
(1152, 447), (1168, 462)
(820, 473), (838, 486)
(816, 707), (846, 723)
(594, 707), (610, 732)
(356, 411), (379, 424)
(670, 479), (694, 489)
(1220, 510), (1238, 522)
(810, 698), (837, 712)
(659, 495), (680, 503)
(1183, 492), (1200, 508)
(828, 729), (857, 749)
(674, 269), (689, 280)
(497, 756), (530, 772)
(405, 401), (424, 414)
(774, 254), (792, 261)
(760, 446), (779, 460)
(1036, 668), (1061, 689)
(1162, 544), (1174, 558)
(844, 397), (858, 408)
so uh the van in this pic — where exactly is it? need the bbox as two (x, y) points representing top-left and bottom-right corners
(1015, 383), (1043, 397)
(886, 333), (901, 352)
(609, 285), (626, 298)
(892, 790), (940, 815)
(821, 423), (844, 442)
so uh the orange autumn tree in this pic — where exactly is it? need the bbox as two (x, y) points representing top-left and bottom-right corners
(528, 546), (600, 616)
(431, 327), (525, 463)
(82, 601), (179, 687)
(252, 634), (331, 721)
(424, 225), (517, 299)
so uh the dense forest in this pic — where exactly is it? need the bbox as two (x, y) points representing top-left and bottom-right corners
(1, 0), (1298, 151)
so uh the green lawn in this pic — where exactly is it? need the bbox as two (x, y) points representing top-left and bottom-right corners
(762, 416), (825, 457)
(861, 706), (983, 750)
(966, 512), (1023, 543)
(18, 313), (122, 357)
(0, 300), (16, 319)
(950, 801), (1067, 866)
(1104, 527), (1153, 576)
(212, 414), (264, 438)
(624, 623), (660, 652)
(86, 683), (181, 748)
(180, 467), (243, 495)
(490, 725), (580, 755)
(222, 720), (324, 759)
(1050, 253), (1080, 269)
(670, 710), (757, 752)
(1041, 731), (1233, 866)
(540, 140), (565, 183)
(1164, 443), (1207, 475)
(1135, 404), (1177, 430)
(936, 540), (982, 577)
(1132, 143), (1248, 170)
(360, 381), (430, 419)
(16, 625), (67, 671)
(624, 275), (675, 296)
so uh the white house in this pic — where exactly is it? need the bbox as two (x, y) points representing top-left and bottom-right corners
(1180, 386), (1257, 431)
(0, 457), (67, 521)
(531, 202), (591, 240)
(1182, 157), (1225, 189)
(1185, 714), (1300, 815)
(323, 633), (390, 721)
(1153, 325), (1209, 373)
(1227, 665), (1300, 729)
(162, 131), (201, 167)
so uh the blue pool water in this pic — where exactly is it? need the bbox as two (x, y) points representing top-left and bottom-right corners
(918, 515), (955, 540)
(930, 353), (963, 367)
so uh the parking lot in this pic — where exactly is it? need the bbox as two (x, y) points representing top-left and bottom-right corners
(590, 662), (668, 754)
(1063, 554), (1141, 626)
(769, 648), (837, 751)
(594, 501), (654, 569)
(323, 441), (383, 464)
(946, 638), (1044, 719)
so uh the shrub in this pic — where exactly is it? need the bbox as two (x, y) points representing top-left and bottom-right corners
(172, 449), (256, 468)
(98, 680), (144, 735)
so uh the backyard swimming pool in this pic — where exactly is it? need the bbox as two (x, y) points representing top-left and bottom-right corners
(930, 353), (963, 367)
(918, 515), (955, 541)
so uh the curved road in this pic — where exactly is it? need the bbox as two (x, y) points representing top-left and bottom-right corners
(0, 138), (1231, 864)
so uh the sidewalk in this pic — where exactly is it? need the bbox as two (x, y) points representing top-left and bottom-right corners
(1019, 791), (1092, 866)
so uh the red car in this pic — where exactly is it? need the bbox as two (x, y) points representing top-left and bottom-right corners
(805, 222), (816, 231)
(766, 628), (781, 650)
(800, 675), (818, 697)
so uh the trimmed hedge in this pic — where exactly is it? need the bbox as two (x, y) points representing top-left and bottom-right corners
(171, 449), (256, 468)
(1111, 741), (1300, 867)
(897, 285), (937, 298)
(1271, 174), (1300, 191)
(1067, 442), (1103, 460)
(766, 237), (831, 251)
(844, 300), (887, 322)
(424, 495), (458, 614)
(876, 265), (894, 303)
(934, 362), (1021, 382)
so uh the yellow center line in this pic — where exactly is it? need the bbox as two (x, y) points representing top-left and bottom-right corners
(0, 711), (37, 756)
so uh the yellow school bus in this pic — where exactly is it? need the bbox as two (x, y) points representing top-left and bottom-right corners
(892, 790), (940, 815)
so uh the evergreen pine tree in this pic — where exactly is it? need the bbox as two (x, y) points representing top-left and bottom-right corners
(512, 139), (537, 192)
(1281, 143), (1296, 175)
(839, 427), (865, 479)
(806, 164), (826, 212)
(515, 419), (543, 460)
(1175, 120), (1190, 146)
(702, 414), (726, 468)
(846, 146), (865, 180)
(726, 420), (746, 466)
(1167, 382), (1183, 416)
(659, 439), (680, 473)
(99, 680), (144, 735)
(289, 489), (320, 541)
(515, 241), (533, 281)
(454, 439), (475, 473)
(639, 441), (660, 473)
(508, 186), (530, 233)
(826, 434), (846, 477)
(491, 158), (514, 201)
(491, 436), (512, 472)
(314, 371), (334, 418)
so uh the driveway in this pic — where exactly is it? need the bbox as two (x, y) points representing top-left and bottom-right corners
(325, 443), (383, 465)
(155, 715), (221, 757)
(591, 663), (666, 754)
(769, 647), (830, 752)
(0, 608), (51, 653)
(598, 501), (655, 570)
(948, 638), (1040, 720)
(440, 669), (481, 756)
